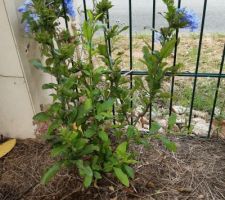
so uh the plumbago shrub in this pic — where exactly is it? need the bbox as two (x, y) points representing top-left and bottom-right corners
(18, 0), (198, 188)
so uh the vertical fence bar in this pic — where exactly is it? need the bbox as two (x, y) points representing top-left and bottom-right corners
(106, 11), (112, 56)
(208, 44), (225, 138)
(169, 0), (181, 116)
(151, 0), (156, 52)
(106, 11), (116, 125)
(129, 0), (133, 125)
(188, 0), (208, 129)
(83, 0), (88, 21)
(149, 0), (156, 129)
(62, 0), (69, 30)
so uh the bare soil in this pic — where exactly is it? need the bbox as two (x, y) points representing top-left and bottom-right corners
(1, 137), (225, 200)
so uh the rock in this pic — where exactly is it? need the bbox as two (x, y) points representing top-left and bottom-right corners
(140, 117), (148, 128)
(139, 128), (149, 134)
(152, 110), (161, 119)
(214, 107), (220, 116)
(192, 118), (205, 124)
(172, 105), (189, 115)
(212, 119), (225, 139)
(136, 106), (144, 115)
(158, 127), (165, 134)
(192, 118), (210, 137)
(192, 110), (208, 119)
(156, 119), (167, 128)
(176, 115), (186, 125)
(173, 124), (180, 132)
(146, 109), (162, 120)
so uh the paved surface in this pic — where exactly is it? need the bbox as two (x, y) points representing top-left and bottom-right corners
(77, 0), (225, 33)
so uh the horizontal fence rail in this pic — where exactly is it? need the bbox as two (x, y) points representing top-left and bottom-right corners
(121, 71), (225, 78)
(77, 0), (225, 138)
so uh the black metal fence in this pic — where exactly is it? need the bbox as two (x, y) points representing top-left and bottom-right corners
(78, 0), (225, 138)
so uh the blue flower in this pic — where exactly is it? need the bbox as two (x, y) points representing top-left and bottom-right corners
(177, 8), (199, 31)
(24, 0), (33, 6)
(24, 22), (31, 33)
(18, 0), (33, 13)
(18, 5), (27, 13)
(64, 0), (76, 19)
(155, 32), (163, 43)
(30, 13), (39, 22)
(18, 0), (39, 33)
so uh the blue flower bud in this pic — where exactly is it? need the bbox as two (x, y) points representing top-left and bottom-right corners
(64, 0), (76, 19)
(24, 0), (33, 6)
(177, 8), (199, 31)
(24, 22), (31, 33)
(18, 5), (27, 13)
(30, 13), (39, 22)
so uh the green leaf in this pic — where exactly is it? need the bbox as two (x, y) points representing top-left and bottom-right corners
(76, 162), (93, 188)
(168, 113), (177, 130)
(103, 161), (113, 172)
(98, 131), (109, 142)
(94, 171), (102, 180)
(149, 122), (161, 134)
(84, 175), (93, 188)
(77, 98), (92, 121)
(32, 59), (44, 70)
(116, 142), (127, 156)
(97, 99), (114, 113)
(47, 120), (62, 135)
(160, 38), (176, 58)
(41, 163), (62, 184)
(124, 165), (134, 179)
(33, 112), (49, 122)
(75, 138), (89, 150)
(81, 144), (99, 155)
(127, 125), (136, 138)
(51, 145), (66, 157)
(158, 135), (177, 152)
(84, 129), (95, 138)
(113, 167), (129, 187)
(42, 83), (57, 90)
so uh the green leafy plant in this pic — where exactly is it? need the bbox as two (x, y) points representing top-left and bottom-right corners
(19, 0), (197, 188)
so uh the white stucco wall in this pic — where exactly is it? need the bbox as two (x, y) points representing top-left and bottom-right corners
(0, 0), (51, 139)
(0, 0), (79, 139)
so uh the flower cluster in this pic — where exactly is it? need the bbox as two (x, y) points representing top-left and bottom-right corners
(18, 0), (33, 13)
(18, 0), (39, 33)
(64, 0), (76, 19)
(155, 32), (163, 43)
(177, 8), (199, 31)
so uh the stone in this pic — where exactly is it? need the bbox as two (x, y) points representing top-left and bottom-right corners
(146, 109), (162, 120)
(212, 119), (225, 139)
(192, 118), (210, 137)
(214, 107), (220, 116)
(176, 115), (186, 125)
(155, 118), (167, 128)
(139, 128), (149, 134)
(192, 110), (208, 119)
(173, 124), (180, 132)
(172, 105), (189, 115)
(192, 118), (205, 124)
(136, 105), (144, 115)
(158, 127), (165, 134)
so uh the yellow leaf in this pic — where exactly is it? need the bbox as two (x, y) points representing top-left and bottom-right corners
(0, 139), (16, 158)
(73, 123), (82, 131)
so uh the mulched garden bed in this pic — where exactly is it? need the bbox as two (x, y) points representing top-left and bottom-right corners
(1, 136), (225, 200)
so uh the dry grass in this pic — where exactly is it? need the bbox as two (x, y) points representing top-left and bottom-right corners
(1, 137), (225, 200)
(102, 33), (225, 72)
(94, 33), (225, 115)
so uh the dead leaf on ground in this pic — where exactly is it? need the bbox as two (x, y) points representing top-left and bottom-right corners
(0, 139), (16, 158)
